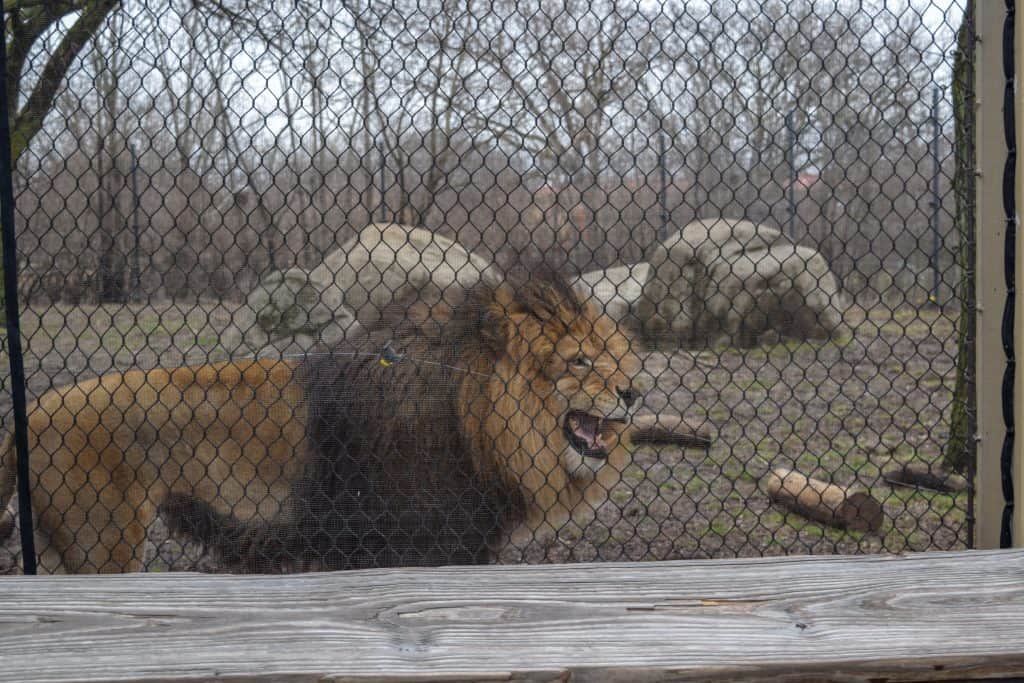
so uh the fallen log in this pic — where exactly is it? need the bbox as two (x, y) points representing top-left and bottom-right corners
(883, 462), (968, 493)
(628, 413), (712, 448)
(764, 467), (884, 533)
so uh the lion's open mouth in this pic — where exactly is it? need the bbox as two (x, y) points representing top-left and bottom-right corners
(564, 410), (625, 460)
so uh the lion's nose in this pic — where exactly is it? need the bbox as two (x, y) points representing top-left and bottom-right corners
(617, 386), (639, 408)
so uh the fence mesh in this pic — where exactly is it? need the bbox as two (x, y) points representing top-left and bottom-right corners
(0, 0), (973, 574)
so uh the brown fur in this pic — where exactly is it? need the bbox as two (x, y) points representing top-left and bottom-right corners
(1, 273), (664, 574)
(161, 274), (645, 572)
(0, 359), (305, 573)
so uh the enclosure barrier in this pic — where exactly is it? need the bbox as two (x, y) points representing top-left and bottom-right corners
(1, 549), (1023, 682)
(1016, 0), (1024, 545)
(1002, 0), (1017, 548)
(0, 1), (1022, 679)
(977, 0), (1023, 549)
(0, 0), (995, 574)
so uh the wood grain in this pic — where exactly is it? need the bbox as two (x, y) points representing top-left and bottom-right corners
(1, 550), (1023, 682)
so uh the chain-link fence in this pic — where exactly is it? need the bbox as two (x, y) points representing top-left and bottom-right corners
(0, 0), (973, 574)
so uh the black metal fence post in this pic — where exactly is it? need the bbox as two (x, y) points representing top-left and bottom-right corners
(786, 109), (797, 239)
(930, 86), (942, 306)
(659, 133), (670, 242)
(1000, 0), (1016, 548)
(379, 140), (387, 223)
(0, 5), (36, 575)
(130, 142), (141, 301)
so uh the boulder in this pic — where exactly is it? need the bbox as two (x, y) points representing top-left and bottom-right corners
(635, 218), (845, 347)
(309, 222), (502, 328)
(571, 263), (651, 332)
(220, 223), (502, 357)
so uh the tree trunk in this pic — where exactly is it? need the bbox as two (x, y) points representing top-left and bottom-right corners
(1, 0), (121, 323)
(943, 0), (975, 474)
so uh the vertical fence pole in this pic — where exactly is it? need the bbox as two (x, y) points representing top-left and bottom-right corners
(0, 7), (37, 574)
(977, 0), (1010, 549)
(786, 109), (797, 239)
(658, 132), (670, 242)
(1002, 0), (1017, 548)
(130, 142), (141, 301)
(379, 140), (387, 223)
(1015, 0), (1024, 545)
(930, 86), (942, 306)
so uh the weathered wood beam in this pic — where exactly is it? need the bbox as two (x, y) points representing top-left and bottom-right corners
(0, 549), (1022, 682)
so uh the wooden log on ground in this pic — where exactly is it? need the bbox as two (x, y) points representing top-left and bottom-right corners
(1, 550), (1024, 682)
(628, 413), (712, 448)
(883, 462), (969, 493)
(765, 467), (884, 532)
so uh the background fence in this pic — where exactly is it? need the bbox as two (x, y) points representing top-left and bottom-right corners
(0, 0), (973, 574)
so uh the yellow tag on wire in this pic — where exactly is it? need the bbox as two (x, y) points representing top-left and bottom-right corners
(379, 341), (403, 367)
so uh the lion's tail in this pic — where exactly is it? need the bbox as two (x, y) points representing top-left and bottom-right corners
(159, 493), (307, 573)
(0, 431), (17, 542)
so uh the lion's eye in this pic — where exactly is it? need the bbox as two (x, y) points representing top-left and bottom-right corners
(571, 356), (593, 369)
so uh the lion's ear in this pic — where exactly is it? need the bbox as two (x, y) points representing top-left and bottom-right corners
(476, 277), (576, 356)
(476, 284), (517, 354)
(478, 283), (543, 358)
(503, 278), (569, 321)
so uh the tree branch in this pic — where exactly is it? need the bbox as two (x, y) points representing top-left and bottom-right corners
(9, 0), (118, 162)
(5, 1), (78, 123)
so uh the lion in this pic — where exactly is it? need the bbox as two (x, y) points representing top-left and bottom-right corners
(1, 272), (709, 574)
(160, 273), (675, 572)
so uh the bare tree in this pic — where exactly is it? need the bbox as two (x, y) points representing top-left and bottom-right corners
(4, 0), (120, 163)
(459, 0), (649, 269)
(91, 8), (131, 302)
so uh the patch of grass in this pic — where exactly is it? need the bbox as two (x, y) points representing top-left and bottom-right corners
(800, 524), (825, 539)
(710, 518), (734, 537)
(685, 478), (708, 497)
(737, 468), (759, 484)
(929, 493), (961, 516)
(611, 489), (633, 504)
(196, 333), (221, 349)
(778, 513), (828, 540)
(840, 451), (882, 482)
(719, 455), (747, 480)
(744, 347), (768, 364)
(885, 359), (905, 374)
(847, 451), (870, 470)
(707, 405), (732, 423)
(794, 451), (822, 474)
(760, 509), (786, 527)
(830, 330), (855, 348)
(825, 526), (864, 543)
(135, 316), (187, 338)
(878, 486), (917, 504)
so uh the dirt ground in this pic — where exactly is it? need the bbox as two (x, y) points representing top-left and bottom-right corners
(0, 300), (966, 573)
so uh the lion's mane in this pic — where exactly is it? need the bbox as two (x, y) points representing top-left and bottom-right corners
(161, 273), (596, 572)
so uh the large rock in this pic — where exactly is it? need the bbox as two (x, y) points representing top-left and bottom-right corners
(635, 218), (845, 347)
(221, 223), (502, 356)
(571, 263), (651, 332)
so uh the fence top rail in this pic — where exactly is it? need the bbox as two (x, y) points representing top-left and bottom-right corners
(0, 549), (1021, 683)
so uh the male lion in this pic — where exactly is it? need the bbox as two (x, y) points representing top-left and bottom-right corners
(1, 273), (708, 574)
(160, 273), (660, 572)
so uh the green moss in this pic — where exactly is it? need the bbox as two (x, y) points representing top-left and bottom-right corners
(710, 518), (734, 537)
(800, 524), (824, 539)
(611, 490), (633, 504)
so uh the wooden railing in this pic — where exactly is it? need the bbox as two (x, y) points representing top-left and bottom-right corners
(1, 549), (1022, 682)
